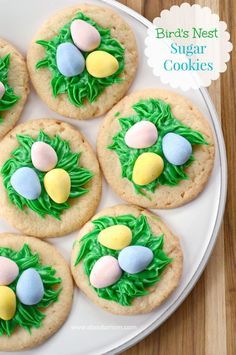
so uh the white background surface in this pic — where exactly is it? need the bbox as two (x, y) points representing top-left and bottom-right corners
(0, 0), (226, 354)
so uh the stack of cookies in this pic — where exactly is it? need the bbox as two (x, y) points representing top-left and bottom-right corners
(0, 4), (214, 351)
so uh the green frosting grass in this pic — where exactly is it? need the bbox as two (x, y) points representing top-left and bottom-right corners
(108, 98), (208, 195)
(1, 131), (93, 219)
(0, 244), (61, 336)
(36, 12), (125, 106)
(75, 214), (171, 306)
(0, 54), (20, 122)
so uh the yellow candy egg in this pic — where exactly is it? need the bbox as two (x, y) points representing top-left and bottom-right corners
(86, 51), (119, 78)
(0, 286), (16, 320)
(98, 225), (132, 250)
(132, 152), (164, 185)
(44, 168), (71, 204)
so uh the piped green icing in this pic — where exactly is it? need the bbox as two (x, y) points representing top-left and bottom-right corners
(35, 12), (125, 107)
(0, 54), (20, 123)
(108, 98), (208, 195)
(74, 214), (171, 306)
(1, 131), (93, 219)
(0, 244), (61, 336)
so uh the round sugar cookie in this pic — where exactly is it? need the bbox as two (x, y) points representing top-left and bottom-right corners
(71, 204), (183, 315)
(0, 234), (73, 351)
(0, 38), (29, 139)
(97, 89), (215, 209)
(27, 4), (138, 120)
(0, 119), (102, 237)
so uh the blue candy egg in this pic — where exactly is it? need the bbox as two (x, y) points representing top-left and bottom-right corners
(10, 167), (41, 200)
(56, 42), (85, 77)
(162, 132), (192, 165)
(118, 246), (153, 274)
(16, 268), (44, 305)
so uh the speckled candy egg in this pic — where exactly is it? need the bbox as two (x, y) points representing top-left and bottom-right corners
(90, 255), (122, 289)
(0, 81), (5, 99)
(132, 152), (164, 185)
(31, 141), (58, 172)
(125, 121), (158, 149)
(10, 167), (41, 200)
(162, 132), (192, 165)
(0, 286), (16, 320)
(118, 246), (154, 274)
(56, 42), (85, 77)
(16, 268), (44, 305)
(0, 257), (19, 286)
(70, 19), (101, 52)
(86, 51), (119, 78)
(44, 168), (71, 204)
(98, 225), (132, 250)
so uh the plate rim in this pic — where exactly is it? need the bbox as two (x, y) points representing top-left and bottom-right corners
(99, 0), (227, 354)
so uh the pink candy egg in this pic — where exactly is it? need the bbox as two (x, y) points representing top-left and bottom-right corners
(31, 141), (58, 172)
(0, 256), (19, 286)
(124, 121), (158, 149)
(70, 19), (101, 52)
(89, 255), (122, 289)
(0, 81), (5, 100)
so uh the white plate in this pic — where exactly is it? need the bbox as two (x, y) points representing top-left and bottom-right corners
(0, 0), (227, 354)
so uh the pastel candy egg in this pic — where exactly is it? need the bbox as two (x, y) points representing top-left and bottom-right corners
(70, 19), (101, 52)
(90, 256), (122, 289)
(125, 121), (158, 149)
(132, 152), (164, 185)
(0, 286), (16, 320)
(0, 256), (19, 286)
(86, 51), (119, 78)
(56, 42), (85, 77)
(10, 167), (41, 200)
(98, 225), (132, 250)
(16, 268), (44, 305)
(44, 168), (71, 204)
(118, 246), (153, 274)
(162, 132), (192, 165)
(0, 81), (5, 99)
(31, 141), (58, 172)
